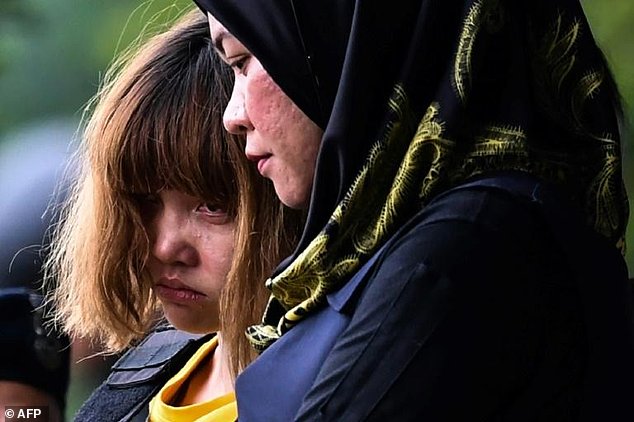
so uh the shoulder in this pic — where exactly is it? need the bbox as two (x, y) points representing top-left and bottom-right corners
(74, 325), (214, 422)
(381, 177), (553, 279)
(107, 325), (212, 387)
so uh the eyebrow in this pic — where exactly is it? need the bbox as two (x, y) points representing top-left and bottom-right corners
(211, 30), (229, 58)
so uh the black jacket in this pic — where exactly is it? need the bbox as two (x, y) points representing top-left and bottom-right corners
(235, 174), (634, 421)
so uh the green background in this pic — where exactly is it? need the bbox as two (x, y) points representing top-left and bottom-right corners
(0, 0), (632, 417)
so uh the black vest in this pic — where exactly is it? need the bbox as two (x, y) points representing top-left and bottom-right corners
(74, 325), (213, 422)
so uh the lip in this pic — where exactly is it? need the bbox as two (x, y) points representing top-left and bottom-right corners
(155, 278), (206, 304)
(246, 153), (272, 175)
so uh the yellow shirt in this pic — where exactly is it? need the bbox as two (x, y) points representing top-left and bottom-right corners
(149, 335), (237, 421)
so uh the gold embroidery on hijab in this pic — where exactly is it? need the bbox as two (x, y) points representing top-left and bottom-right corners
(454, 0), (505, 103)
(246, 8), (628, 351)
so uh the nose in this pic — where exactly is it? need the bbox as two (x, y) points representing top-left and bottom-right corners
(223, 80), (253, 135)
(150, 210), (198, 267)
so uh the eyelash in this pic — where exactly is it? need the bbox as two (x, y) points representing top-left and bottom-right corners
(196, 203), (229, 223)
(136, 195), (227, 223)
(229, 56), (248, 73)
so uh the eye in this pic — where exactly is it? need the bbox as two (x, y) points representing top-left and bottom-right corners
(197, 202), (224, 214)
(229, 56), (249, 74)
(196, 202), (230, 223)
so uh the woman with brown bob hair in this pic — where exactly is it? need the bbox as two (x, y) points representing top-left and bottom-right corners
(46, 9), (301, 421)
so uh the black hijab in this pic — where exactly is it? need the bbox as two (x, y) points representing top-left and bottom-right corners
(196, 0), (628, 351)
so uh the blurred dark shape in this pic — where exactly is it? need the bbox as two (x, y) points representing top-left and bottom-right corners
(0, 121), (74, 289)
(0, 120), (74, 413)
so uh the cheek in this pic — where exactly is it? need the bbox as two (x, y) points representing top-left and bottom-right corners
(199, 227), (235, 275)
(245, 70), (293, 137)
(280, 109), (323, 170)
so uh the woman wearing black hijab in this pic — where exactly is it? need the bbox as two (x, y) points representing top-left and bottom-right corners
(197, 0), (634, 420)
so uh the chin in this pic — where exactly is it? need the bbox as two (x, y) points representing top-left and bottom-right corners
(170, 320), (217, 334)
(164, 311), (218, 334)
(276, 186), (310, 210)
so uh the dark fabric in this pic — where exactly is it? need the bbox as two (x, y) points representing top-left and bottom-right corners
(197, 0), (628, 350)
(75, 382), (156, 422)
(0, 288), (71, 413)
(235, 173), (633, 420)
(74, 326), (211, 422)
(235, 247), (386, 421)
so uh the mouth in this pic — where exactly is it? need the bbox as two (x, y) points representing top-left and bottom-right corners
(155, 278), (206, 304)
(246, 153), (272, 175)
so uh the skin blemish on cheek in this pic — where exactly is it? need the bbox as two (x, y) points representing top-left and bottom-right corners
(247, 73), (287, 136)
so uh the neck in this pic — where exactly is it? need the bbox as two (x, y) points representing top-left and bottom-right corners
(210, 334), (234, 392)
(177, 333), (234, 406)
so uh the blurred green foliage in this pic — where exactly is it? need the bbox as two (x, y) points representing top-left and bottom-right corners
(583, 0), (634, 108)
(0, 0), (632, 416)
(0, 0), (192, 134)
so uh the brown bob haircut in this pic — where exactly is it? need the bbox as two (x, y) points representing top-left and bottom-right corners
(47, 9), (301, 378)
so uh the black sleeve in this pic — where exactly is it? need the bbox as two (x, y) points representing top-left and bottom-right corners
(295, 189), (585, 421)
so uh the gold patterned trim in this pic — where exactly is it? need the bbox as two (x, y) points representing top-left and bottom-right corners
(454, 1), (484, 104)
